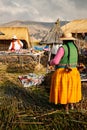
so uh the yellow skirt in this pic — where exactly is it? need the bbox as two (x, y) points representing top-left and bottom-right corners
(49, 68), (82, 104)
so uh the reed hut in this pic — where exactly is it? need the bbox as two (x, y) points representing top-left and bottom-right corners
(0, 27), (32, 51)
(61, 19), (87, 35)
(40, 19), (63, 72)
(40, 19), (63, 45)
(61, 19), (87, 51)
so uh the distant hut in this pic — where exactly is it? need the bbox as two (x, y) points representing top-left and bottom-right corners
(61, 19), (87, 36)
(61, 19), (87, 51)
(0, 27), (32, 51)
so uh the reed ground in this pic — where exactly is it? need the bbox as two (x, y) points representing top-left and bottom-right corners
(0, 54), (87, 130)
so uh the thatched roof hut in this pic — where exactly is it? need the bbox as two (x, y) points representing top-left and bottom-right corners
(61, 19), (87, 40)
(40, 19), (63, 45)
(0, 27), (32, 51)
(61, 19), (87, 50)
(61, 19), (87, 33)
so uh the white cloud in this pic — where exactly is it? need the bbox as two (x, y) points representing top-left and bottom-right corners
(11, 1), (20, 7)
(0, 0), (87, 24)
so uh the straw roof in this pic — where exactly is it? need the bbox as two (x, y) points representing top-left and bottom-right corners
(0, 27), (32, 48)
(61, 19), (87, 33)
(40, 19), (63, 44)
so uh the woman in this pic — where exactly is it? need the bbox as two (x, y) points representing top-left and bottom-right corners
(9, 35), (23, 51)
(49, 33), (82, 113)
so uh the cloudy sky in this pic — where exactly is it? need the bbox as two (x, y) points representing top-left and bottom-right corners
(0, 0), (87, 24)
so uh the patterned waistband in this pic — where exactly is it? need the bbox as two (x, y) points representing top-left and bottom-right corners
(56, 64), (77, 69)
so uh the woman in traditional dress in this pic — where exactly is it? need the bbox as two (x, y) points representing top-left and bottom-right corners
(49, 33), (82, 113)
(9, 35), (23, 51)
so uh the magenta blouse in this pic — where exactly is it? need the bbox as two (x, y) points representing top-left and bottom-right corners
(50, 47), (64, 65)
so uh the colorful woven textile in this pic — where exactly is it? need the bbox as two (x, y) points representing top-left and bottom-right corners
(18, 73), (44, 87)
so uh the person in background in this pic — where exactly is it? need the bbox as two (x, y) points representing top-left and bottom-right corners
(49, 33), (82, 114)
(51, 43), (63, 59)
(9, 35), (23, 51)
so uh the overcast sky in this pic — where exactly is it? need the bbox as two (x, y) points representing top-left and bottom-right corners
(0, 0), (87, 24)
